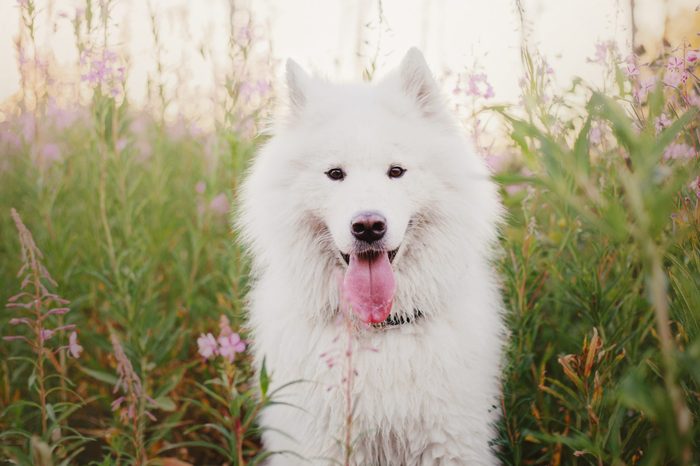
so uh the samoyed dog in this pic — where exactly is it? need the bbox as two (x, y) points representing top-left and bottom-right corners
(237, 48), (505, 465)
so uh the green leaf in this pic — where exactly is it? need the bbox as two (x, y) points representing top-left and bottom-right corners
(80, 367), (118, 386)
(572, 116), (592, 176)
(588, 93), (638, 154)
(259, 357), (269, 399)
(153, 396), (176, 412)
(651, 108), (699, 158)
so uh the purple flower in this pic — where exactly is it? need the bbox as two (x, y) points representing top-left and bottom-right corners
(663, 69), (687, 88)
(256, 79), (272, 95)
(654, 114), (672, 133)
(689, 176), (700, 199)
(623, 62), (640, 78)
(39, 143), (62, 165)
(667, 56), (684, 71)
(20, 113), (35, 143)
(687, 50), (699, 63)
(663, 143), (695, 161)
(208, 193), (229, 216)
(219, 314), (233, 337)
(80, 47), (125, 97)
(589, 122), (610, 145)
(633, 77), (657, 103)
(589, 40), (617, 65)
(111, 333), (156, 422)
(68, 332), (83, 358)
(218, 333), (246, 362)
(116, 138), (128, 152)
(461, 72), (494, 100)
(40, 329), (54, 341)
(197, 333), (218, 359)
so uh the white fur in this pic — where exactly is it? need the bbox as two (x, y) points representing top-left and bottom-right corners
(237, 48), (505, 465)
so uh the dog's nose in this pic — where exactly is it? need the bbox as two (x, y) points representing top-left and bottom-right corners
(351, 212), (387, 243)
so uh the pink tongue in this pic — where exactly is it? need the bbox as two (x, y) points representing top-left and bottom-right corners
(342, 252), (396, 324)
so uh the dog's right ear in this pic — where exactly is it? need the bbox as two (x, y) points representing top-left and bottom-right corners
(286, 59), (311, 115)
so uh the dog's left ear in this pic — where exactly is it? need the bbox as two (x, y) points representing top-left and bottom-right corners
(395, 48), (443, 117)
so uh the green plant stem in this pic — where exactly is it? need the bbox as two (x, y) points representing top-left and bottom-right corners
(645, 240), (693, 464)
(30, 246), (48, 436)
(620, 173), (693, 464)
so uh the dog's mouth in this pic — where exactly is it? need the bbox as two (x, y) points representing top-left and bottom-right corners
(340, 247), (399, 266)
(339, 246), (400, 324)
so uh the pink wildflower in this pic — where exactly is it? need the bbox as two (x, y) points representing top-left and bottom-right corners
(80, 48), (125, 97)
(116, 138), (128, 152)
(623, 62), (640, 78)
(20, 113), (35, 143)
(39, 143), (62, 165)
(589, 40), (617, 65)
(484, 153), (509, 173)
(667, 56), (684, 71)
(687, 93), (700, 108)
(209, 193), (229, 216)
(68, 332), (83, 358)
(686, 50), (699, 63)
(663, 143), (695, 161)
(197, 333), (218, 359)
(218, 333), (246, 362)
(689, 176), (700, 199)
(462, 72), (494, 99)
(219, 314), (233, 337)
(589, 121), (611, 145)
(654, 114), (672, 133)
(111, 333), (156, 422)
(195, 181), (206, 194)
(663, 69), (687, 88)
(633, 77), (657, 103)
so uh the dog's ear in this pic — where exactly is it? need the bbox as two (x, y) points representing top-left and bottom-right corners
(286, 59), (311, 115)
(396, 48), (443, 117)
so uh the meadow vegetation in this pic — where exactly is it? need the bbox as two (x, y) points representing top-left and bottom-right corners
(1, 1), (699, 465)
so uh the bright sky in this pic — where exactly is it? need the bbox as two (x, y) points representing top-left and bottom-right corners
(0, 0), (694, 111)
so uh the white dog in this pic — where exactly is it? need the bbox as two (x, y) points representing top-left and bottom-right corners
(237, 48), (505, 465)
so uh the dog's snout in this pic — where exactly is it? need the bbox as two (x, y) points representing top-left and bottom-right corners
(351, 212), (387, 243)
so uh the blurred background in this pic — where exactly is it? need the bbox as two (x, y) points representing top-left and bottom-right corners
(1, 0), (698, 127)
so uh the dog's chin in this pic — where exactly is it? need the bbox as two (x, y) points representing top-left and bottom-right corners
(339, 247), (399, 267)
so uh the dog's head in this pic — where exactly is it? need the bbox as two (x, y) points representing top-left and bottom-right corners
(238, 49), (501, 324)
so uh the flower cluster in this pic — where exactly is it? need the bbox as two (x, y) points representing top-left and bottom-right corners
(196, 315), (246, 363)
(4, 209), (82, 359)
(663, 55), (688, 89)
(663, 143), (696, 161)
(80, 47), (125, 98)
(454, 72), (494, 100)
(589, 40), (618, 65)
(110, 333), (156, 422)
(195, 181), (231, 218)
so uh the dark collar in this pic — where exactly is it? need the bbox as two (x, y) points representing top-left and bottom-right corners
(371, 309), (424, 329)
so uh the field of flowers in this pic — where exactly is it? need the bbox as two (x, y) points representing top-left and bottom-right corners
(1, 1), (699, 465)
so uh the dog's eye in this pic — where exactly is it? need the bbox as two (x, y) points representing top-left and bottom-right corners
(325, 168), (345, 181)
(387, 165), (406, 179)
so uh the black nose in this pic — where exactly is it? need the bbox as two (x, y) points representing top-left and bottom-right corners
(351, 212), (387, 243)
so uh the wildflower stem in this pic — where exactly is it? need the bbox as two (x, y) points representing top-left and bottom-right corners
(620, 172), (693, 464)
(343, 312), (354, 466)
(23, 223), (49, 436)
(646, 242), (693, 464)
